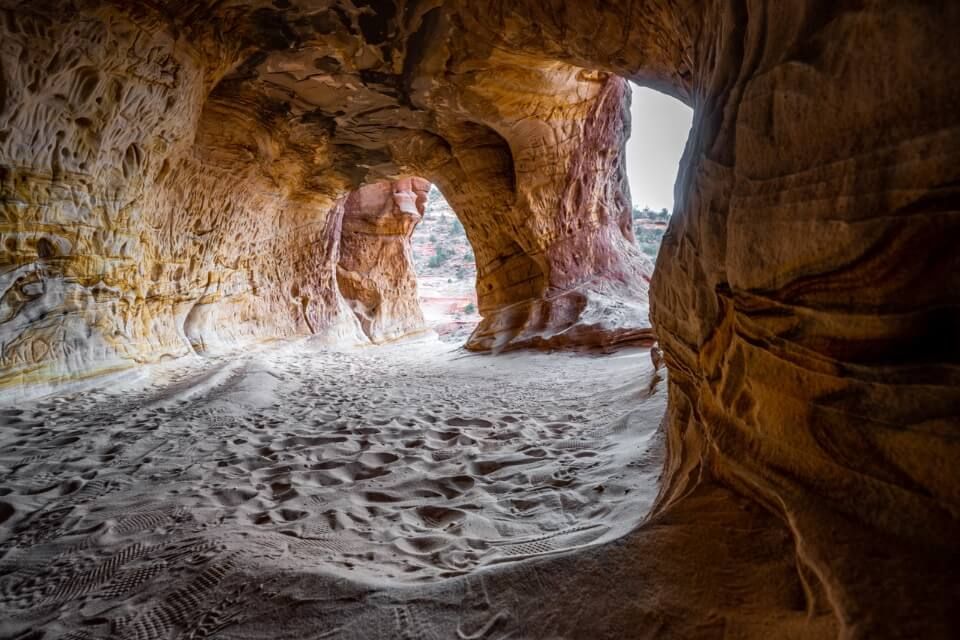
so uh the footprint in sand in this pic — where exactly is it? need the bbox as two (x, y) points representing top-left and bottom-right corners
(0, 338), (665, 637)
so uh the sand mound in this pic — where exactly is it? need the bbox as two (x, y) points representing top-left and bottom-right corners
(0, 336), (664, 638)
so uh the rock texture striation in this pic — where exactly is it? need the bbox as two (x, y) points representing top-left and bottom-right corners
(1, 0), (959, 637)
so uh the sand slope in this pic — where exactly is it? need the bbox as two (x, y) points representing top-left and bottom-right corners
(0, 336), (665, 638)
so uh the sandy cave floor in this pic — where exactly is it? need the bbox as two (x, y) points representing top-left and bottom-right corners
(0, 336), (666, 638)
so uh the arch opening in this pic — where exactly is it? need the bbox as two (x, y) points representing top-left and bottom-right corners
(625, 84), (693, 260)
(411, 185), (480, 344)
(335, 178), (483, 346)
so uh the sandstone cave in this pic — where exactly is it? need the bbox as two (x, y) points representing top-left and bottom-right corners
(0, 2), (958, 639)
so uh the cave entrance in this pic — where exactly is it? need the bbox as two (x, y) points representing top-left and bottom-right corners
(336, 84), (692, 351)
(625, 84), (693, 258)
(335, 178), (480, 346)
(409, 185), (479, 343)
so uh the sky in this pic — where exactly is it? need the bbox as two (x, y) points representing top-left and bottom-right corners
(625, 85), (693, 212)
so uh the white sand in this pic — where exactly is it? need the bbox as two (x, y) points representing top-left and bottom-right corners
(0, 336), (665, 638)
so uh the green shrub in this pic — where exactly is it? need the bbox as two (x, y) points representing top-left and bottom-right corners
(428, 246), (451, 268)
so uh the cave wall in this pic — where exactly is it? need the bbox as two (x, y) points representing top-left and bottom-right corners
(0, 4), (374, 396)
(649, 3), (960, 633)
(337, 177), (428, 343)
(0, 0), (656, 396)
(467, 0), (960, 634)
(445, 70), (657, 352)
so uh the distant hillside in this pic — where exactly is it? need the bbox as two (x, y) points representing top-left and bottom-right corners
(632, 205), (670, 258)
(412, 188), (476, 283)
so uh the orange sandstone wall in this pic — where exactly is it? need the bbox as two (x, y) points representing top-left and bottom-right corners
(337, 178), (429, 343)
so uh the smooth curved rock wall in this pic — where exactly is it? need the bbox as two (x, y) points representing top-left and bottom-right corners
(469, 0), (960, 634)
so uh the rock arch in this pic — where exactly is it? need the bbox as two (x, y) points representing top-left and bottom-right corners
(335, 177), (430, 344)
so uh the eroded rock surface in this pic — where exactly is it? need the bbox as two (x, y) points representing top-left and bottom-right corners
(1, 1), (958, 638)
(0, 1), (656, 396)
(337, 177), (429, 343)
